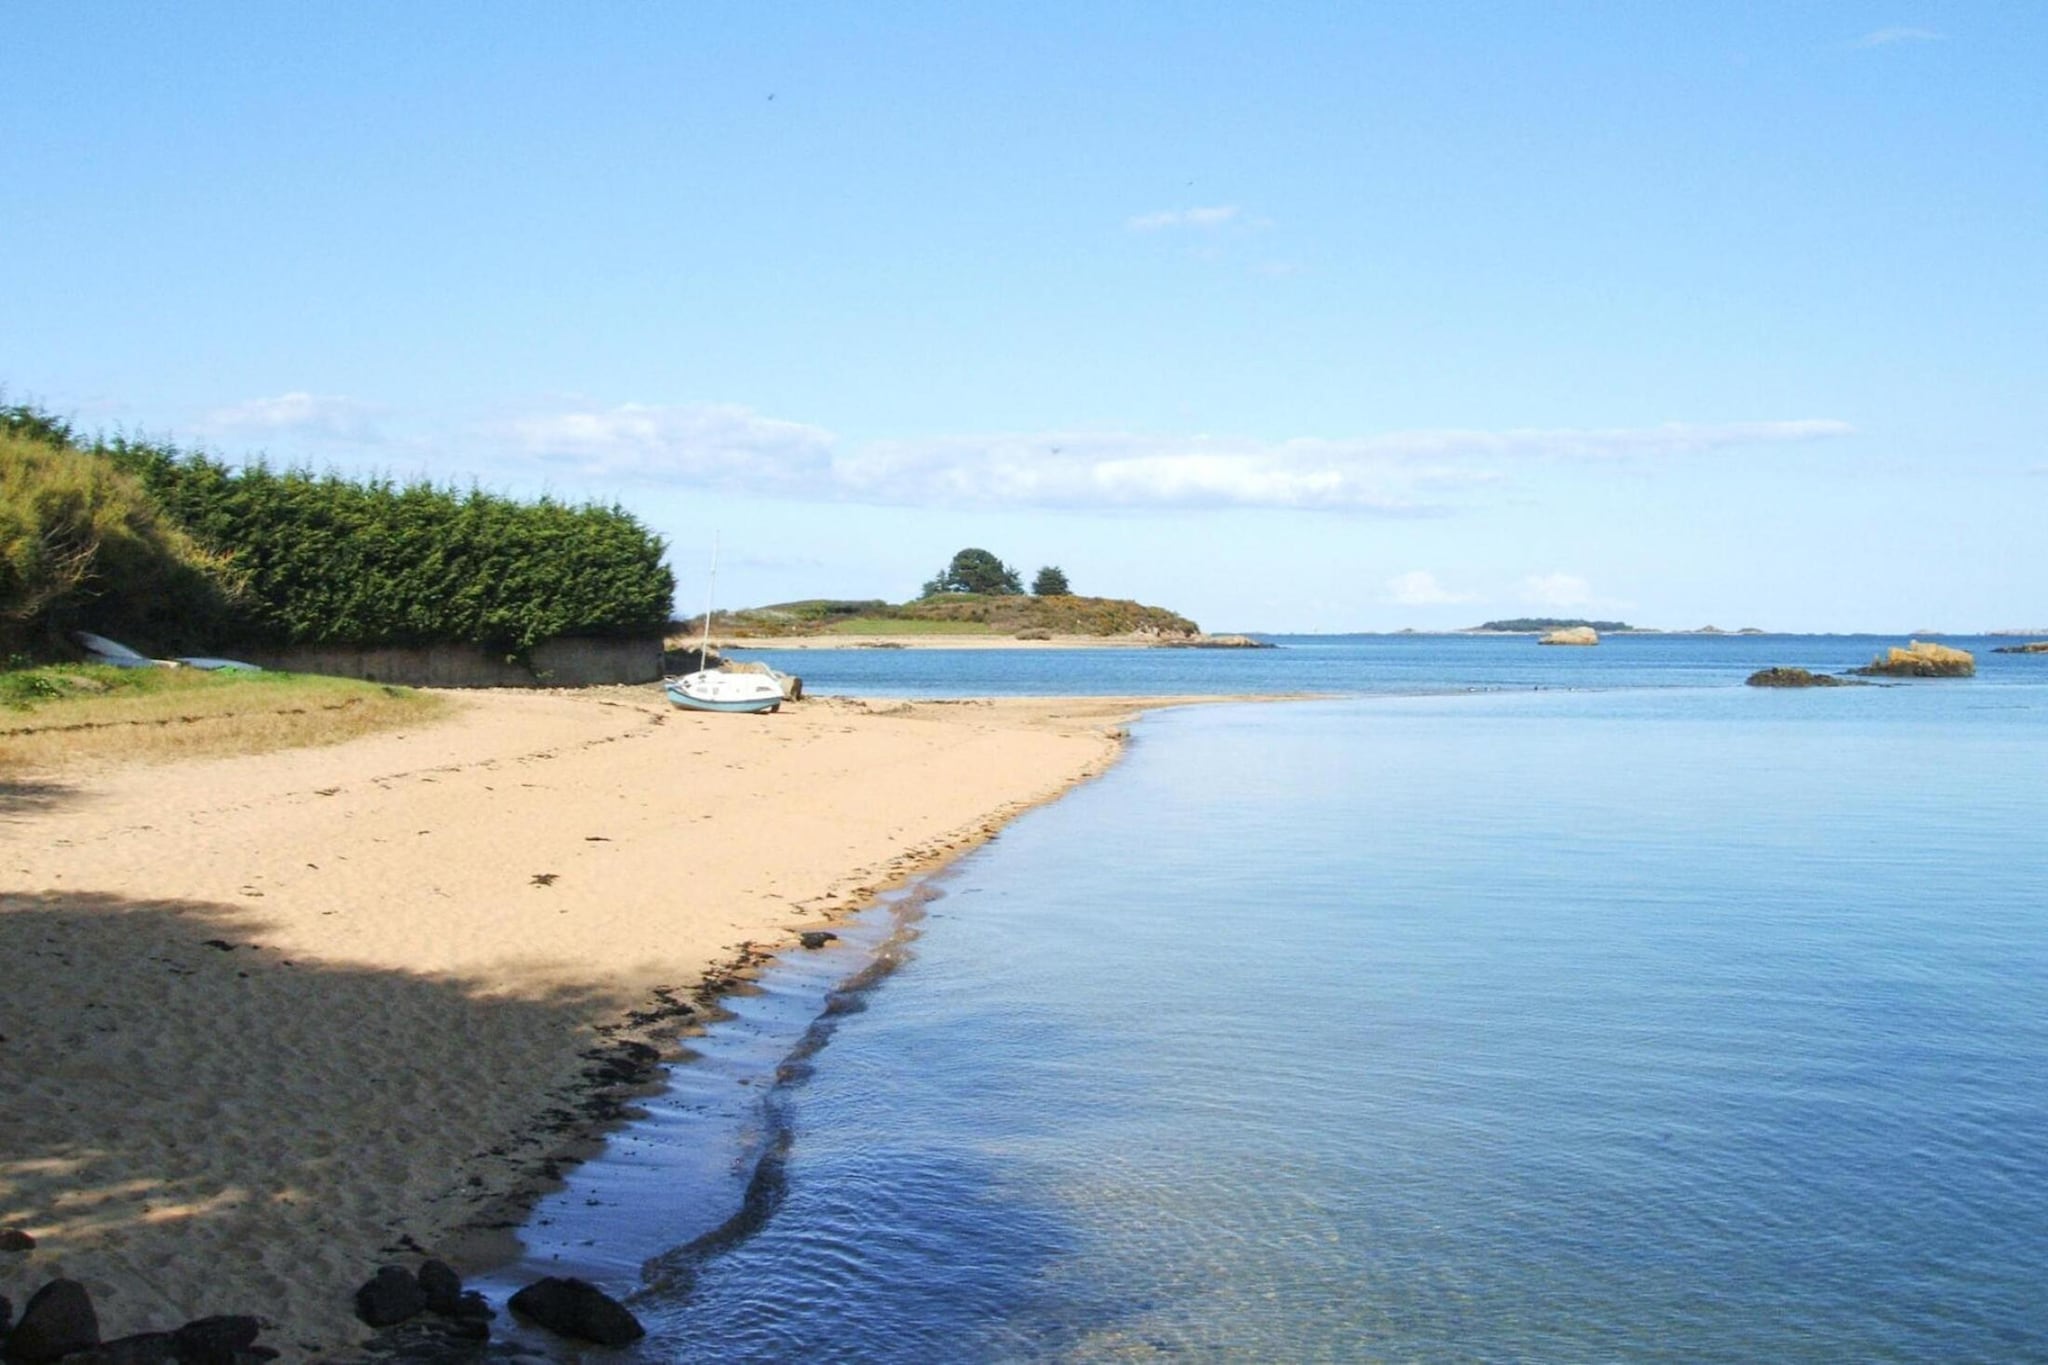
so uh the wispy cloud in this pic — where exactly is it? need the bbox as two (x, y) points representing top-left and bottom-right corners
(1384, 571), (1476, 607)
(494, 405), (1853, 513)
(1520, 573), (1596, 609)
(504, 403), (834, 493)
(1345, 419), (1854, 461)
(1855, 26), (1945, 47)
(837, 434), (1437, 512)
(203, 392), (385, 442)
(1126, 205), (1242, 232)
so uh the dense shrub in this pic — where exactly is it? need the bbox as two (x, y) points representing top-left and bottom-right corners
(3, 400), (676, 657)
(0, 427), (242, 656)
(103, 437), (675, 653)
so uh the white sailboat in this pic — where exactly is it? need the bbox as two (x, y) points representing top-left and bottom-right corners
(665, 539), (784, 714)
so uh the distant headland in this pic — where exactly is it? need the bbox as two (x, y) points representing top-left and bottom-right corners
(1464, 619), (1768, 635)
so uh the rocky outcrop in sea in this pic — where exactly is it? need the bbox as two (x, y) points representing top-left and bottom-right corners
(1854, 641), (1975, 677)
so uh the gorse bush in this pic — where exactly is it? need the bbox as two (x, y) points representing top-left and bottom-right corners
(2, 401), (676, 657)
(0, 425), (243, 656)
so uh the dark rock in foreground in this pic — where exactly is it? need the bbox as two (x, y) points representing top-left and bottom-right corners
(1746, 668), (1863, 688)
(172, 1315), (264, 1365)
(0, 1283), (274, 1365)
(360, 1312), (489, 1360)
(0, 1230), (34, 1253)
(352, 1261), (498, 1360)
(64, 1333), (175, 1365)
(798, 930), (838, 949)
(6, 1278), (99, 1363)
(507, 1278), (644, 1346)
(415, 1262), (463, 1318)
(355, 1267), (428, 1329)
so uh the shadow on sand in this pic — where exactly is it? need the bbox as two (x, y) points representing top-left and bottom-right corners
(0, 776), (81, 820)
(0, 889), (637, 1344)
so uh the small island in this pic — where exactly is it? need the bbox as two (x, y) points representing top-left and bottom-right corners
(695, 547), (1265, 647)
(1473, 617), (1636, 633)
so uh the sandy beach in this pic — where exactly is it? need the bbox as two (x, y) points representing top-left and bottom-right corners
(0, 686), (1183, 1357)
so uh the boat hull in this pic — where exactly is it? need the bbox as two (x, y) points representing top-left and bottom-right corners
(664, 672), (784, 714)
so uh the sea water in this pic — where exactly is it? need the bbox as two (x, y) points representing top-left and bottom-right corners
(501, 639), (2048, 1361)
(728, 631), (2045, 698)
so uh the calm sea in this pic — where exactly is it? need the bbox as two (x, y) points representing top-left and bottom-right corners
(490, 636), (2048, 1362)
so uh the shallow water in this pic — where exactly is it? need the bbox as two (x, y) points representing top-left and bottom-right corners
(731, 631), (2042, 699)
(496, 641), (2048, 1361)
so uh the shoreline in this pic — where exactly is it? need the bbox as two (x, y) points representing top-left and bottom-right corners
(0, 686), (1227, 1358)
(717, 633), (1203, 650)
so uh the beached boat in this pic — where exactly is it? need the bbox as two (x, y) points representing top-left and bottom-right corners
(665, 536), (783, 714)
(665, 670), (784, 713)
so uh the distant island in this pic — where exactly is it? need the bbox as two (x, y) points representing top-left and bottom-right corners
(1472, 618), (1636, 633)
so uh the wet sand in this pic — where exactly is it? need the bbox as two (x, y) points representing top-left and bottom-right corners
(0, 686), (1195, 1357)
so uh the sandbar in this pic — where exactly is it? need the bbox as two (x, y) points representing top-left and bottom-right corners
(0, 686), (1199, 1356)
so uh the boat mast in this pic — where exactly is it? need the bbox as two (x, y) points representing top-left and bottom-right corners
(698, 534), (719, 667)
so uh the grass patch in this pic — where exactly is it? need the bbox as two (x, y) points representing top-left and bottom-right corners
(0, 665), (449, 773)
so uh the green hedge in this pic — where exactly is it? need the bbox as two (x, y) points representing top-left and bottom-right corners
(3, 402), (676, 656)
(104, 438), (675, 653)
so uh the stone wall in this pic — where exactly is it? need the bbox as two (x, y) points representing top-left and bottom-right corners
(239, 636), (664, 688)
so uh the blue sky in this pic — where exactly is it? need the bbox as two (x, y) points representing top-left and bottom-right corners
(5, 3), (2043, 632)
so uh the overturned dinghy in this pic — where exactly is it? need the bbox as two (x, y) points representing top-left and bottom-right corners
(666, 668), (784, 714)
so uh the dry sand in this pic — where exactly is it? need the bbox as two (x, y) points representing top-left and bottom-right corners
(0, 686), (1190, 1357)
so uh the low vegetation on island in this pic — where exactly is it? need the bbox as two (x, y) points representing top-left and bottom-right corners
(695, 546), (1206, 641)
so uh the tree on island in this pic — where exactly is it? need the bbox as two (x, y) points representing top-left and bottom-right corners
(923, 547), (1023, 596)
(1032, 565), (1071, 596)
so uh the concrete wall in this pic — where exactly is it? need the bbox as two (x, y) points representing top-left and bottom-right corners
(241, 636), (664, 689)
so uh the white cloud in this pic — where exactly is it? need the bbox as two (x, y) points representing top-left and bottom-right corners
(491, 406), (1852, 513)
(504, 403), (835, 493)
(1856, 26), (1944, 47)
(1521, 573), (1594, 609)
(204, 392), (384, 442)
(1126, 205), (1242, 231)
(836, 433), (1437, 512)
(1384, 571), (1475, 606)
